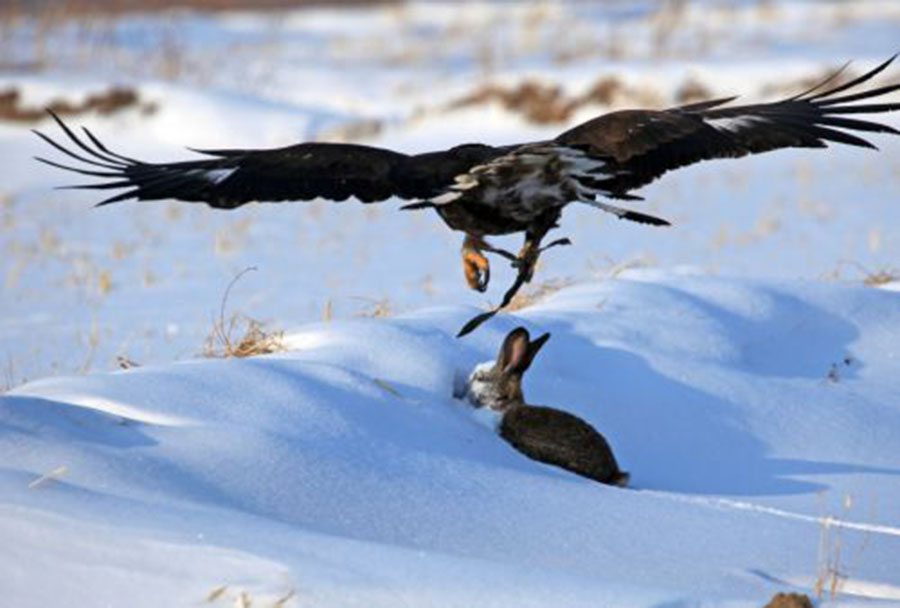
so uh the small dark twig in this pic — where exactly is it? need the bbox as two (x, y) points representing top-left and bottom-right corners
(457, 265), (532, 337)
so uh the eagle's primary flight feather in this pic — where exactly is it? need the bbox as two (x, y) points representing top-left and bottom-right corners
(35, 57), (900, 334)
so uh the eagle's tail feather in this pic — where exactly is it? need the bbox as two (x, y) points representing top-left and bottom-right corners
(581, 199), (671, 226)
(400, 201), (436, 211)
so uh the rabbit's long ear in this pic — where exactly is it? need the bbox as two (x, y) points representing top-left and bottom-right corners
(498, 327), (531, 375)
(522, 332), (550, 372)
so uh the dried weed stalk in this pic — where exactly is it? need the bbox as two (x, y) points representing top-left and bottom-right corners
(204, 267), (286, 359)
(827, 260), (899, 287)
(506, 277), (575, 312)
(0, 86), (155, 123)
(352, 296), (393, 318)
(813, 493), (872, 600)
(447, 76), (630, 125)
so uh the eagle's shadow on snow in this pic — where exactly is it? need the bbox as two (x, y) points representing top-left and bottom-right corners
(520, 314), (899, 497)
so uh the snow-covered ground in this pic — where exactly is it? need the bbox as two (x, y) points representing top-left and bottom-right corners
(2, 1), (900, 606)
(5, 276), (900, 607)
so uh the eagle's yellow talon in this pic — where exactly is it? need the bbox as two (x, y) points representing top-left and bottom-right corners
(462, 234), (492, 292)
(463, 250), (491, 292)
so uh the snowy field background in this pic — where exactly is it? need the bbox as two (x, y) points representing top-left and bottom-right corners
(1, 1), (900, 606)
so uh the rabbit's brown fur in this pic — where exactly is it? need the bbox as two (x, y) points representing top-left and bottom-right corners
(466, 327), (629, 487)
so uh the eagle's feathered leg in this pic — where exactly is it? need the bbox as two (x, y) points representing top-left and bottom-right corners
(512, 235), (572, 282)
(511, 210), (567, 284)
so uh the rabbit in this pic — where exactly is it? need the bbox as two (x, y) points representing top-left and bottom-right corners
(464, 326), (629, 487)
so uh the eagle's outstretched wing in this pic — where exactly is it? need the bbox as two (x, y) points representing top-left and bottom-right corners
(556, 56), (900, 199)
(34, 112), (511, 208)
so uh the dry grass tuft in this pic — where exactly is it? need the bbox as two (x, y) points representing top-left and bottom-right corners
(317, 117), (384, 143)
(0, 86), (156, 123)
(826, 260), (900, 287)
(505, 257), (654, 312)
(815, 516), (847, 598)
(861, 269), (899, 287)
(675, 77), (713, 104)
(116, 355), (140, 369)
(372, 377), (403, 398)
(763, 66), (900, 100)
(2, 354), (20, 393)
(352, 296), (393, 318)
(447, 80), (574, 124)
(597, 255), (656, 279)
(447, 76), (634, 125)
(506, 277), (576, 312)
(813, 493), (873, 601)
(272, 589), (296, 608)
(206, 586), (228, 602)
(205, 312), (286, 359)
(204, 585), (296, 607)
(203, 267), (287, 359)
(2, 0), (392, 17)
(28, 465), (68, 489)
(444, 72), (677, 125)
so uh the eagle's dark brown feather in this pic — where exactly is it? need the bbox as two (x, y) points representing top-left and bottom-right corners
(556, 55), (900, 199)
(36, 57), (899, 218)
(35, 111), (513, 208)
(33, 58), (900, 336)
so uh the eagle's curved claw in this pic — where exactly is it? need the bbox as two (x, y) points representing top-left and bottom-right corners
(463, 250), (490, 292)
(462, 234), (492, 292)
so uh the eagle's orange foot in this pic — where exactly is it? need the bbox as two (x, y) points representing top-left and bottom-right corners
(462, 234), (495, 292)
(463, 249), (491, 292)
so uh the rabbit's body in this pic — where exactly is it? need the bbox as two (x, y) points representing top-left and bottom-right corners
(464, 327), (629, 487)
(500, 405), (629, 487)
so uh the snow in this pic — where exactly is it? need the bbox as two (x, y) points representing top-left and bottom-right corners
(2, 1), (900, 606)
(4, 278), (900, 606)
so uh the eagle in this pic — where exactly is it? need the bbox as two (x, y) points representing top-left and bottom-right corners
(35, 57), (900, 335)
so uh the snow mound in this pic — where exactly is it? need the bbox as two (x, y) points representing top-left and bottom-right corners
(3, 275), (900, 607)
